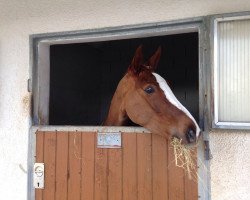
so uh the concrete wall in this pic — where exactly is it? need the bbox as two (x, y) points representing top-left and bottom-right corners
(0, 1), (250, 199)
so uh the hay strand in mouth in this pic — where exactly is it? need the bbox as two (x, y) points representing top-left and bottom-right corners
(170, 137), (197, 179)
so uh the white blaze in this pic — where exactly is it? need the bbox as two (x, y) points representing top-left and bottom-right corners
(152, 73), (200, 137)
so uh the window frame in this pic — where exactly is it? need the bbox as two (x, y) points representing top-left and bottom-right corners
(30, 18), (208, 130)
(211, 12), (250, 129)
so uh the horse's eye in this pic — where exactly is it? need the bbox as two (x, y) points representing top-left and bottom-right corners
(144, 86), (155, 94)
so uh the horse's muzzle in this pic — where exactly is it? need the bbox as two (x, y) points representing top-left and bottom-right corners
(186, 129), (196, 143)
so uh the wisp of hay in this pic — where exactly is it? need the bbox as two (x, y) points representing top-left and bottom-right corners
(170, 137), (197, 179)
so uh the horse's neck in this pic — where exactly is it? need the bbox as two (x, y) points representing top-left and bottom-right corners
(103, 75), (131, 126)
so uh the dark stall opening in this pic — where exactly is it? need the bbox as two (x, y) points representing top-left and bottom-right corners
(49, 32), (199, 125)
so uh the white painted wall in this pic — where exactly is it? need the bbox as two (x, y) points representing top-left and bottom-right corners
(210, 131), (250, 200)
(0, 1), (250, 199)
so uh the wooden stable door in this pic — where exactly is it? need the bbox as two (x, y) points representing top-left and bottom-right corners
(35, 131), (198, 200)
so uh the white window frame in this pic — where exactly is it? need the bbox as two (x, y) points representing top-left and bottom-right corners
(213, 13), (250, 129)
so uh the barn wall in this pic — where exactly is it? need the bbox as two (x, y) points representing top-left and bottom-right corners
(209, 130), (250, 200)
(0, 1), (250, 200)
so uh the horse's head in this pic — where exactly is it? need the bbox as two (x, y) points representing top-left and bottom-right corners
(104, 45), (200, 145)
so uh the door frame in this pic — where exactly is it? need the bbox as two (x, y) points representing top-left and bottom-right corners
(28, 17), (211, 200)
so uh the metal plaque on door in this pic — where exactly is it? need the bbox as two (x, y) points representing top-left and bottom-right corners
(97, 132), (122, 148)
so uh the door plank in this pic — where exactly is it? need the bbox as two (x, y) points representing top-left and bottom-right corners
(43, 132), (56, 200)
(122, 133), (137, 200)
(68, 132), (82, 200)
(137, 133), (152, 200)
(55, 132), (69, 200)
(184, 149), (198, 200)
(152, 134), (168, 200)
(107, 148), (122, 200)
(95, 145), (108, 200)
(81, 132), (95, 200)
(168, 139), (185, 200)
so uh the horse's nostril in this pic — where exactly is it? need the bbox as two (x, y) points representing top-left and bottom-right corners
(186, 129), (196, 143)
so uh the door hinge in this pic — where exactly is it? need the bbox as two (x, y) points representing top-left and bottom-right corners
(27, 79), (32, 92)
(204, 140), (212, 160)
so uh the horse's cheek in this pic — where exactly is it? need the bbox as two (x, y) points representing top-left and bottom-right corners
(125, 94), (151, 125)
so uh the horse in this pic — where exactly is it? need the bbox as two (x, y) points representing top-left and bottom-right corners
(103, 45), (200, 145)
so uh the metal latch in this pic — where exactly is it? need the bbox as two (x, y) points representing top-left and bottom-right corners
(204, 140), (212, 160)
(97, 132), (122, 148)
(33, 163), (44, 189)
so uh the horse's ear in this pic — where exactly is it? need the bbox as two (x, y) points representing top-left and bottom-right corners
(129, 45), (144, 75)
(147, 46), (161, 71)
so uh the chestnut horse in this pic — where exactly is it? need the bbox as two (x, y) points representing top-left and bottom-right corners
(104, 46), (200, 145)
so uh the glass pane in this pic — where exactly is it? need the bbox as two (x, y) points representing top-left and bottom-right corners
(217, 18), (250, 123)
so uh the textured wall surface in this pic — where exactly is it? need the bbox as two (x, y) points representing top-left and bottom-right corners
(210, 131), (250, 200)
(0, 0), (250, 199)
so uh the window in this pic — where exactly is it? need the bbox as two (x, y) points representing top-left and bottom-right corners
(213, 15), (250, 128)
(32, 21), (203, 127)
(49, 34), (199, 125)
